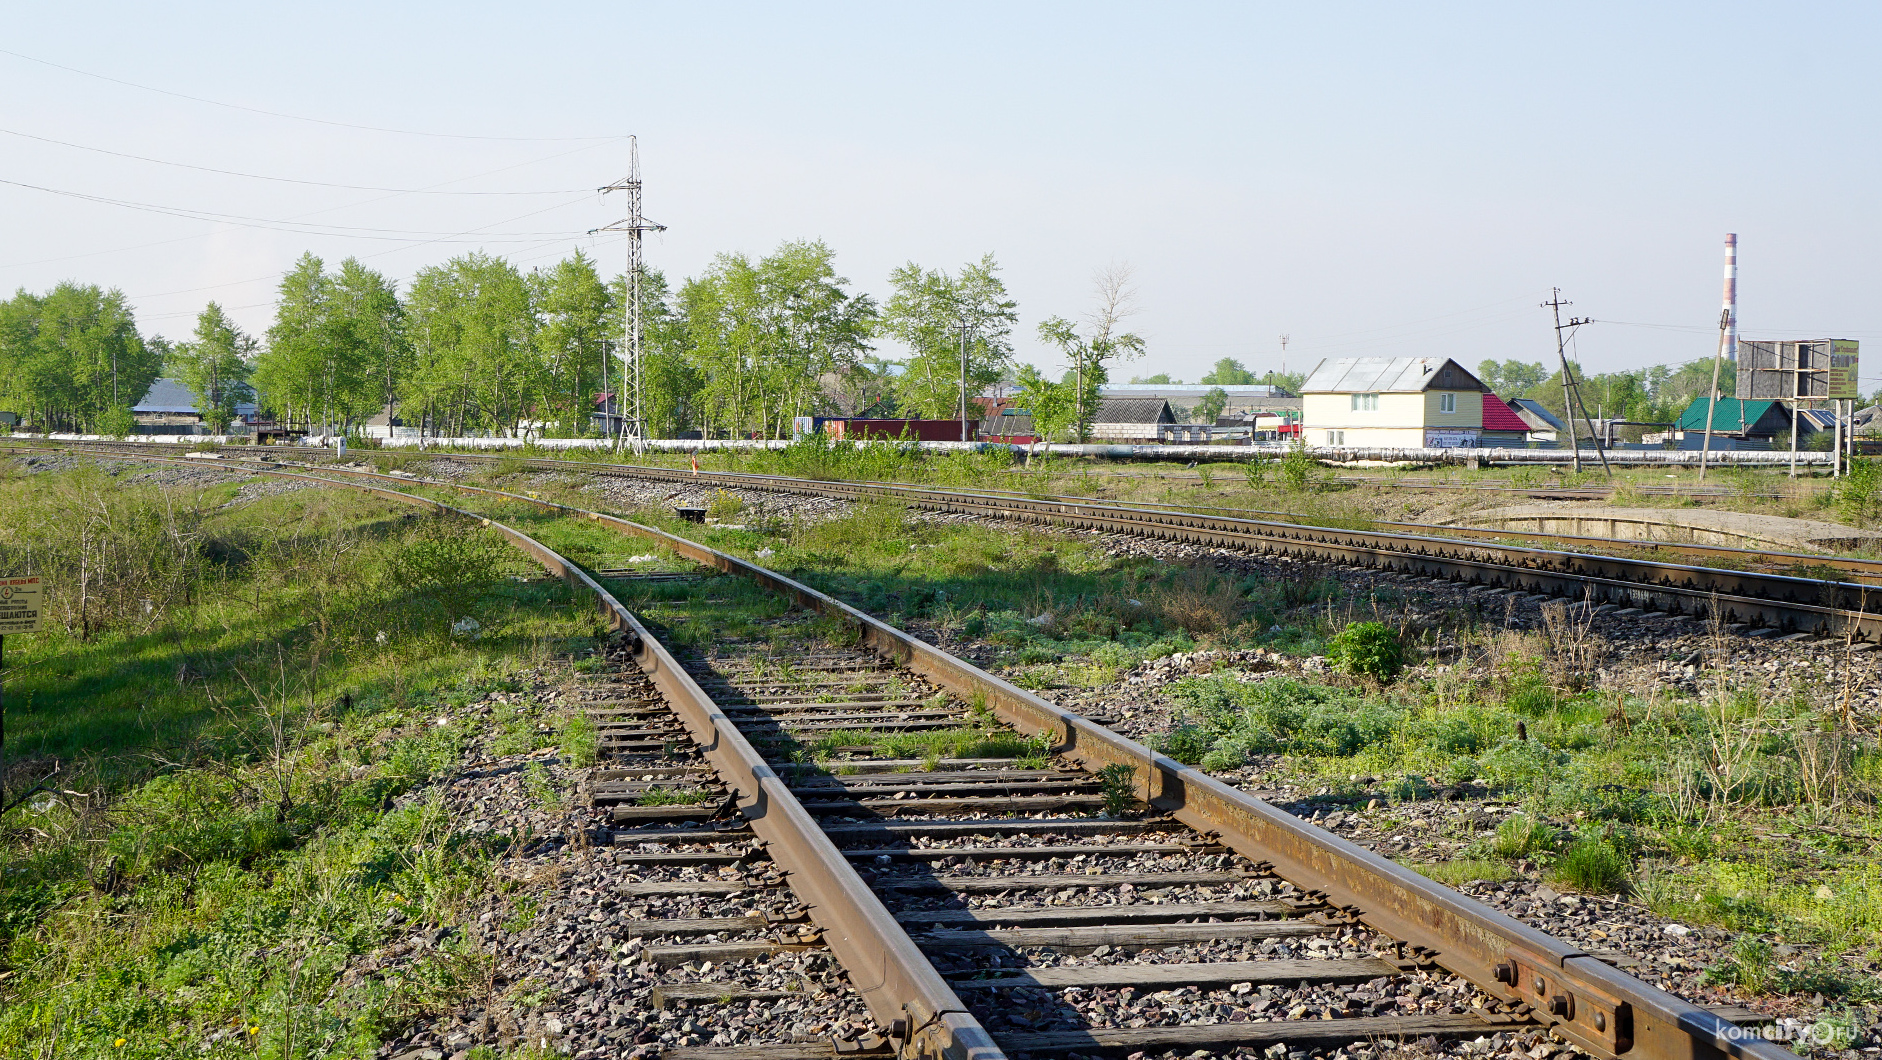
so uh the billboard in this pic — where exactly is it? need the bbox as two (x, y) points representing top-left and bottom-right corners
(1830, 339), (1861, 400)
(1737, 339), (1860, 400)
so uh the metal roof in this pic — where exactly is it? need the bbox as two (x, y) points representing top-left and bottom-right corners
(1300, 357), (1484, 394)
(1507, 398), (1566, 431)
(1481, 394), (1530, 432)
(1103, 384), (1295, 398)
(1092, 396), (1175, 424)
(131, 377), (257, 416)
(1675, 397), (1788, 434)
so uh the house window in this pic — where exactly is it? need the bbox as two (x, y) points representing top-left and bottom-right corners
(1326, 429), (1345, 445)
(1350, 393), (1379, 411)
(1439, 392), (1456, 414)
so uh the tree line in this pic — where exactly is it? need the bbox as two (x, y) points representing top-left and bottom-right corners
(0, 243), (1151, 441)
(1477, 356), (1742, 433)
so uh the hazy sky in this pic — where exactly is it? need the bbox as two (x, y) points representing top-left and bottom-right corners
(5, 2), (1880, 386)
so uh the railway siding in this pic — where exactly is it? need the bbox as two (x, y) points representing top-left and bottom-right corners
(274, 456), (1800, 1060)
(9, 444), (1825, 1060)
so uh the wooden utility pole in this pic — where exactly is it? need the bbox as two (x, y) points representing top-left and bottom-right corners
(1544, 290), (1609, 476)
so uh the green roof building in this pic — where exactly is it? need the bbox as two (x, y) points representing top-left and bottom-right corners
(1674, 397), (1792, 438)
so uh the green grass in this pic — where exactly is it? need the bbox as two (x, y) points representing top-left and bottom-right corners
(636, 788), (713, 806)
(0, 464), (602, 1057)
(1550, 836), (1630, 894)
(1405, 857), (1514, 887)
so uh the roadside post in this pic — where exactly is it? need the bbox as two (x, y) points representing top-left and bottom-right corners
(0, 576), (46, 763)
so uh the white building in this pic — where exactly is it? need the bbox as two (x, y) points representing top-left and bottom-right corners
(1300, 357), (1486, 448)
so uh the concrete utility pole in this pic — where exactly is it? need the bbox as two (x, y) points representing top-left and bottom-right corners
(958, 320), (972, 443)
(595, 137), (667, 453)
(1699, 309), (1730, 480)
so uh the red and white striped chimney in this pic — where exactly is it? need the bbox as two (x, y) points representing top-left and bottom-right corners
(1721, 233), (1738, 362)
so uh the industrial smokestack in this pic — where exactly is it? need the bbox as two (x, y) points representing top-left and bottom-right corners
(1721, 233), (1738, 362)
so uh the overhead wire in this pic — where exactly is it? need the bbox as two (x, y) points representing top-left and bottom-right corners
(0, 47), (622, 143)
(0, 177), (596, 241)
(0, 128), (594, 194)
(0, 138), (620, 271)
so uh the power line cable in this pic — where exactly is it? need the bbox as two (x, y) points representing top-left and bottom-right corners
(0, 47), (622, 142)
(0, 176), (594, 241)
(136, 235), (630, 322)
(129, 191), (625, 308)
(0, 128), (594, 193)
(0, 139), (618, 271)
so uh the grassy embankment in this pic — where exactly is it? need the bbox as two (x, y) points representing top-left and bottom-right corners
(0, 463), (603, 1058)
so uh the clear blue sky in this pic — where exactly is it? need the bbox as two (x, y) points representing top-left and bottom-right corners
(4, 2), (1879, 385)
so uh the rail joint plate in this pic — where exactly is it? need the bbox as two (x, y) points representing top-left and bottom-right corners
(1499, 945), (1634, 1053)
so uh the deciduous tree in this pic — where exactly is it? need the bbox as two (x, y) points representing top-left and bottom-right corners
(172, 303), (254, 433)
(881, 254), (1017, 420)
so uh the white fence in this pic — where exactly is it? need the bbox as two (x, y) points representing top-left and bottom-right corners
(15, 432), (1839, 467)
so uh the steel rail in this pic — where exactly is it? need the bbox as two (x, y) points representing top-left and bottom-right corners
(50, 450), (1001, 1060)
(11, 440), (1881, 631)
(233, 456), (1799, 1060)
(372, 450), (1881, 639)
(8, 440), (1869, 574)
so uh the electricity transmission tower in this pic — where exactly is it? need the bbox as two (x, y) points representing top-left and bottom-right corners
(594, 137), (666, 452)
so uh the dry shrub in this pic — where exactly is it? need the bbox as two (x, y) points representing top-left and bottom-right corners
(1538, 598), (1604, 688)
(1151, 565), (1245, 634)
(0, 468), (214, 637)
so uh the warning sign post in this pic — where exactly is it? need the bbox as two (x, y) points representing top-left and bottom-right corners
(0, 578), (43, 636)
(0, 576), (44, 765)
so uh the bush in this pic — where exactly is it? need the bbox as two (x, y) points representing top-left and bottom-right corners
(1489, 812), (1555, 858)
(1154, 722), (1217, 765)
(1326, 621), (1404, 680)
(707, 490), (743, 521)
(1551, 835), (1629, 893)
(1839, 457), (1882, 527)
(1279, 443), (1317, 491)
(1167, 676), (1405, 759)
(1703, 935), (1775, 995)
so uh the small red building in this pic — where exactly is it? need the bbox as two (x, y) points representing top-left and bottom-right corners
(824, 418), (979, 442)
(1481, 394), (1532, 446)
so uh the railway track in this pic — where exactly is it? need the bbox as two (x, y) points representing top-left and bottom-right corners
(13, 439), (1882, 637)
(20, 445), (1801, 1060)
(11, 439), (1866, 573)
